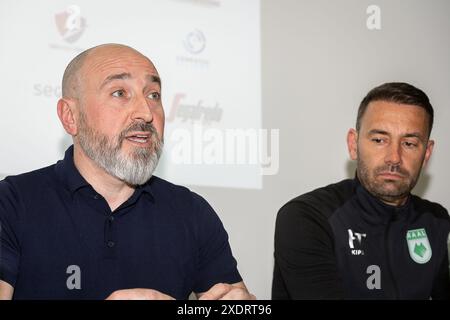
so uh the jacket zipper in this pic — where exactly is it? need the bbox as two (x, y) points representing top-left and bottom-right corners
(385, 218), (400, 299)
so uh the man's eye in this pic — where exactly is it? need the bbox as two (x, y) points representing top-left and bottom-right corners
(371, 138), (384, 144)
(148, 92), (161, 100)
(112, 90), (126, 97)
(403, 141), (418, 148)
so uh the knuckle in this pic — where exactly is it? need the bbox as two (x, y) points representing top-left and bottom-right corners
(218, 283), (229, 290)
(213, 283), (227, 291)
(146, 290), (157, 299)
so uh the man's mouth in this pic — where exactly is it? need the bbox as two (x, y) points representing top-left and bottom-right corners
(378, 172), (404, 180)
(125, 132), (151, 144)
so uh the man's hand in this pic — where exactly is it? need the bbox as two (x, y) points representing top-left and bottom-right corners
(198, 282), (256, 300)
(106, 288), (175, 300)
(0, 280), (14, 300)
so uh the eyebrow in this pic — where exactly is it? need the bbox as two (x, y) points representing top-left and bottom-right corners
(100, 72), (161, 89)
(147, 74), (161, 87)
(100, 72), (131, 89)
(403, 132), (424, 140)
(368, 129), (389, 135)
(368, 129), (424, 140)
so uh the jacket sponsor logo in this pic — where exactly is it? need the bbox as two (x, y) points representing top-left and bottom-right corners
(406, 228), (432, 264)
(348, 229), (366, 255)
(66, 265), (81, 290)
(366, 265), (381, 290)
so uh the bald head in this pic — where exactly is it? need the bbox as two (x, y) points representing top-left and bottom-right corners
(61, 43), (151, 99)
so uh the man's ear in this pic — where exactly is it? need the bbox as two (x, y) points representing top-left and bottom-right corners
(347, 128), (358, 160)
(57, 98), (78, 136)
(421, 139), (435, 168)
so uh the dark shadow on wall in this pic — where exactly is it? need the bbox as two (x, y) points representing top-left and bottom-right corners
(345, 160), (357, 179)
(412, 172), (431, 198)
(345, 159), (431, 198)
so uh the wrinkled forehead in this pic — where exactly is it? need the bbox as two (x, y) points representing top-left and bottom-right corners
(361, 101), (430, 135)
(80, 47), (159, 85)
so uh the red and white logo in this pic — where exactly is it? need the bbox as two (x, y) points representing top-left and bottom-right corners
(54, 5), (86, 43)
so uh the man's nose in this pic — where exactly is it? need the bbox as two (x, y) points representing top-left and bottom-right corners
(131, 95), (153, 123)
(385, 142), (402, 165)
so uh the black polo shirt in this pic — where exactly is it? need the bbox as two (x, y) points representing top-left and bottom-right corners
(0, 146), (241, 299)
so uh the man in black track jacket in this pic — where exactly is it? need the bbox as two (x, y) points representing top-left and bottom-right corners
(272, 82), (450, 299)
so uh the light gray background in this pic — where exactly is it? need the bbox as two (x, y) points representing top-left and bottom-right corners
(190, 0), (450, 299)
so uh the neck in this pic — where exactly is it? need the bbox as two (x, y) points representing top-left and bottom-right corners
(73, 144), (135, 211)
(378, 195), (408, 207)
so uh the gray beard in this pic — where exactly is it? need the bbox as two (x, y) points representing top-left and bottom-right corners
(77, 112), (163, 186)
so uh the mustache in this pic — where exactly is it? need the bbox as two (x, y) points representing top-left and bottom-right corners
(118, 122), (159, 142)
(375, 164), (409, 177)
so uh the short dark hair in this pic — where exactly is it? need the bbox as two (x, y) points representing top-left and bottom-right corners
(356, 82), (434, 136)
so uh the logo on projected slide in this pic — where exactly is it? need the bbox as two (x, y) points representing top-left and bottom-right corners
(54, 5), (86, 43)
(167, 93), (222, 125)
(177, 30), (209, 68)
(184, 29), (206, 54)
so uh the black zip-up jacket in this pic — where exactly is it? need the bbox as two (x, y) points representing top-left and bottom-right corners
(272, 178), (450, 299)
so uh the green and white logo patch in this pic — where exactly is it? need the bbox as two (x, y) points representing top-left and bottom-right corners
(406, 228), (432, 264)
